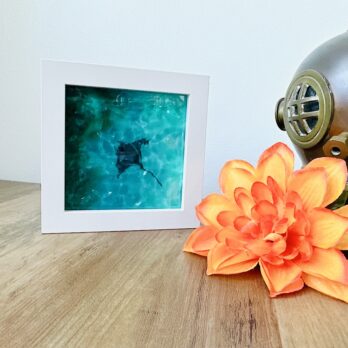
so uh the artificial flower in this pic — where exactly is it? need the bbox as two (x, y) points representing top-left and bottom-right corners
(183, 142), (348, 302)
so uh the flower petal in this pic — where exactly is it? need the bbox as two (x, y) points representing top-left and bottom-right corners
(247, 239), (272, 256)
(286, 191), (303, 211)
(305, 157), (347, 207)
(257, 153), (287, 191)
(206, 243), (239, 273)
(335, 205), (348, 217)
(336, 233), (348, 250)
(334, 206), (348, 250)
(267, 176), (285, 201)
(196, 194), (235, 229)
(221, 159), (256, 174)
(208, 259), (259, 276)
(259, 259), (302, 293)
(234, 187), (251, 200)
(259, 216), (275, 236)
(298, 247), (348, 284)
(270, 278), (304, 297)
(183, 226), (218, 256)
(235, 192), (254, 217)
(271, 238), (287, 255)
(270, 278), (304, 298)
(219, 161), (256, 201)
(252, 200), (278, 220)
(302, 274), (348, 303)
(217, 211), (239, 227)
(257, 142), (294, 177)
(274, 218), (288, 235)
(288, 210), (309, 236)
(233, 216), (251, 230)
(219, 250), (257, 268)
(287, 168), (327, 210)
(239, 221), (259, 237)
(251, 181), (273, 203)
(262, 255), (285, 266)
(215, 227), (248, 246)
(207, 246), (258, 275)
(307, 208), (348, 248)
(298, 240), (313, 262)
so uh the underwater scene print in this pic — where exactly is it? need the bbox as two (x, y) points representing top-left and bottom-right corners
(65, 85), (188, 210)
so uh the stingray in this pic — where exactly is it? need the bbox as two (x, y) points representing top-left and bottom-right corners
(115, 138), (162, 187)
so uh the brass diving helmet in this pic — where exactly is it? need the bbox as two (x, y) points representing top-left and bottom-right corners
(275, 31), (348, 164)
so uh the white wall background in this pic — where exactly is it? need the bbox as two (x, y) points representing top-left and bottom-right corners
(1, 0), (348, 194)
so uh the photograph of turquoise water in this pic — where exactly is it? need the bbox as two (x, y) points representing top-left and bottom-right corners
(65, 85), (188, 210)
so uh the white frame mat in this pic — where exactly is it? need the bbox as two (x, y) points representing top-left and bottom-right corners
(41, 61), (209, 233)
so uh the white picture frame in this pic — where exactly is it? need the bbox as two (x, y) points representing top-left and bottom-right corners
(41, 61), (209, 233)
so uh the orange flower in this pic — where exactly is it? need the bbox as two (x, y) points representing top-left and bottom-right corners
(184, 142), (348, 302)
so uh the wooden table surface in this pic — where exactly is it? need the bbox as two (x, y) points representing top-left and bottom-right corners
(0, 181), (347, 348)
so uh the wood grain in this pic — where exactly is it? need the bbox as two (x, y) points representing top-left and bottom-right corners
(0, 181), (347, 347)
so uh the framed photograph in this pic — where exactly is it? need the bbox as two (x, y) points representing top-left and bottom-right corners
(41, 61), (209, 233)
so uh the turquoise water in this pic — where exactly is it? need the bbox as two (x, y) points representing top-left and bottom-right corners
(65, 85), (187, 210)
